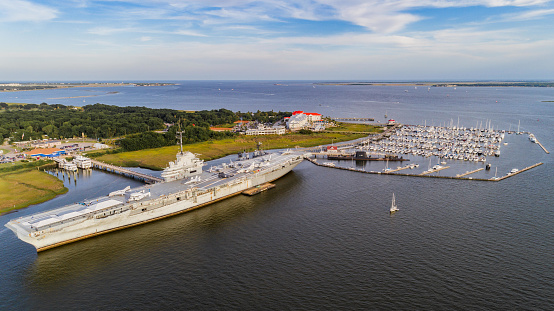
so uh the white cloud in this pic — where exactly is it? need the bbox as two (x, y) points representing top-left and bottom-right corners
(500, 8), (554, 21)
(0, 0), (58, 22)
(316, 0), (554, 32)
(88, 27), (136, 35)
(174, 29), (208, 37)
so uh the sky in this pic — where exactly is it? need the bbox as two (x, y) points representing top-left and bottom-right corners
(1, 0), (554, 81)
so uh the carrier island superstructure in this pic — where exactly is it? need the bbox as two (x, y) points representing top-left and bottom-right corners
(5, 149), (304, 252)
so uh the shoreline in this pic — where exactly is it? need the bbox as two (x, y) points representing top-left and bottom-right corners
(0, 82), (177, 93)
(314, 81), (554, 87)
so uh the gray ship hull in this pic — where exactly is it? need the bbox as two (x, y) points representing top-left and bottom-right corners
(6, 152), (304, 252)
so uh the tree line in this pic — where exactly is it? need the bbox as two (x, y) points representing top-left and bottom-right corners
(0, 103), (290, 151)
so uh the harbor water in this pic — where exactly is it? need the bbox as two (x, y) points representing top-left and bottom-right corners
(1, 82), (553, 310)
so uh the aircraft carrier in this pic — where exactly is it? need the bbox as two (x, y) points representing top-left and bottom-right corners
(5, 149), (304, 252)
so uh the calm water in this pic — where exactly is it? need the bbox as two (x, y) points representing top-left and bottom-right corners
(1, 82), (553, 310)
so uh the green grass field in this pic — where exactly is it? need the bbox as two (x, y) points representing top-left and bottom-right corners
(95, 128), (376, 170)
(327, 122), (381, 133)
(0, 169), (67, 214)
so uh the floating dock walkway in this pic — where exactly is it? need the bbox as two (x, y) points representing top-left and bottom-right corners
(536, 139), (550, 154)
(306, 157), (543, 182)
(90, 159), (163, 184)
(456, 168), (484, 177)
(420, 166), (450, 175)
(493, 163), (544, 181)
(387, 166), (412, 173)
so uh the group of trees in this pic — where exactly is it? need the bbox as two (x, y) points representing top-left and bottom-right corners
(0, 103), (166, 141)
(118, 125), (235, 151)
(236, 110), (291, 124)
(0, 103), (290, 151)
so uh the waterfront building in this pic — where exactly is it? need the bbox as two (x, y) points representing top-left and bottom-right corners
(286, 111), (322, 130)
(24, 148), (66, 158)
(245, 125), (285, 135)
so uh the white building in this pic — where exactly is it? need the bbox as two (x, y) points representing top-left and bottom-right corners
(93, 143), (109, 149)
(286, 111), (323, 130)
(245, 125), (285, 136)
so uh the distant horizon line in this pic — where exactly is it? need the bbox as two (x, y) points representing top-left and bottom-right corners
(2, 79), (553, 83)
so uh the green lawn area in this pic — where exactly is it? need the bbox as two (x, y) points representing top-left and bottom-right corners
(96, 129), (376, 170)
(0, 169), (67, 214)
(327, 122), (381, 133)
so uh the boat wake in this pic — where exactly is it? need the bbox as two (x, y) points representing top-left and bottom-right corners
(0, 227), (10, 236)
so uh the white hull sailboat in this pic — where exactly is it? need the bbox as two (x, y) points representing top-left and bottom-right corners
(390, 193), (399, 213)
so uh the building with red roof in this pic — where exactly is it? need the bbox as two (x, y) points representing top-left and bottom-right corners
(286, 111), (323, 130)
(25, 148), (66, 158)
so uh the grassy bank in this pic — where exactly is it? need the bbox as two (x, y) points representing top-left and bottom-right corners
(95, 128), (377, 170)
(0, 167), (67, 214)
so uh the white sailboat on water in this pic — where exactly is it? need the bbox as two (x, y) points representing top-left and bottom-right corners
(390, 193), (398, 213)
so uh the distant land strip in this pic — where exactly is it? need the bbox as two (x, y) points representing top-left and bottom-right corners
(47, 92), (120, 100)
(315, 82), (554, 87)
(0, 82), (177, 92)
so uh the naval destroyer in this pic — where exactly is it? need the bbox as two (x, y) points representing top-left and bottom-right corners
(5, 147), (304, 252)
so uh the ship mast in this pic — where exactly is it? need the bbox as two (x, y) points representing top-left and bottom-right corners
(177, 122), (184, 154)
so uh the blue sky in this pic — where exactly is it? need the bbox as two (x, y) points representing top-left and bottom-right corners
(1, 0), (553, 80)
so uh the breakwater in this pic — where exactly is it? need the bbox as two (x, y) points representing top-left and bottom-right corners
(306, 157), (543, 182)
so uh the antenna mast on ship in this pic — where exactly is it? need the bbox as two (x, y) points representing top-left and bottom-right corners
(177, 122), (185, 154)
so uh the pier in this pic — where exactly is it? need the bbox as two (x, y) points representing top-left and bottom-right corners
(387, 165), (413, 173)
(536, 139), (550, 154)
(456, 168), (484, 177)
(90, 159), (163, 184)
(420, 166), (450, 175)
(305, 157), (543, 182)
(493, 163), (544, 181)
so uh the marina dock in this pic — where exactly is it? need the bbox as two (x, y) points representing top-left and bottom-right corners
(493, 163), (544, 181)
(387, 165), (413, 173)
(420, 166), (450, 175)
(90, 159), (163, 184)
(305, 157), (543, 182)
(536, 140), (550, 154)
(456, 168), (484, 177)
